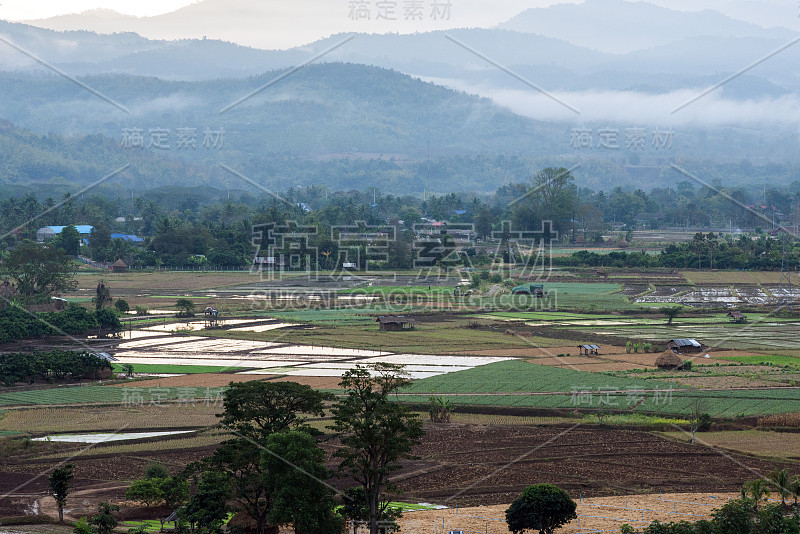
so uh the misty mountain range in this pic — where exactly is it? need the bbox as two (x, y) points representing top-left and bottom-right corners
(1, 0), (800, 195)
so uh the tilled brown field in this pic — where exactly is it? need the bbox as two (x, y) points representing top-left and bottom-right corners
(387, 424), (789, 506)
(0, 423), (790, 519)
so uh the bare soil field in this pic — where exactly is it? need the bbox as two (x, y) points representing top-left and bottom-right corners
(401, 492), (739, 534)
(660, 430), (800, 460)
(0, 423), (792, 521)
(387, 425), (788, 506)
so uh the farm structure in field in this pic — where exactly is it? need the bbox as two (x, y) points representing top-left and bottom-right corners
(578, 344), (600, 355)
(727, 311), (747, 323)
(377, 315), (416, 331)
(112, 258), (128, 272)
(656, 351), (684, 370)
(511, 283), (545, 296)
(667, 339), (703, 354)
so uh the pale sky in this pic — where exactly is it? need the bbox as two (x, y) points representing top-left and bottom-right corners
(1, 0), (199, 19)
(1, 0), (793, 21)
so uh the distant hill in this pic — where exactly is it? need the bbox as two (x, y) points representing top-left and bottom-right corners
(497, 0), (797, 53)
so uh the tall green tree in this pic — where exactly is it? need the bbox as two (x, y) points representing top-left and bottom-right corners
(174, 298), (195, 317)
(261, 430), (342, 534)
(660, 306), (681, 325)
(205, 381), (332, 534)
(330, 363), (424, 534)
(90, 502), (119, 534)
(181, 470), (230, 534)
(218, 381), (330, 441)
(55, 225), (81, 256)
(0, 241), (77, 299)
(48, 463), (74, 522)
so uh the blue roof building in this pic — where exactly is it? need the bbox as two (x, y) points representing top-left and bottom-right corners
(36, 225), (94, 242)
(110, 233), (144, 243)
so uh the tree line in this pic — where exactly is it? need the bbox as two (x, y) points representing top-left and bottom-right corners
(0, 351), (111, 386)
(2, 168), (798, 270)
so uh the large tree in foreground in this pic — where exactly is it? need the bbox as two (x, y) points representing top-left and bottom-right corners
(506, 484), (577, 534)
(48, 463), (74, 522)
(330, 363), (424, 534)
(218, 380), (331, 440)
(261, 430), (342, 534)
(204, 381), (333, 534)
(1, 241), (77, 300)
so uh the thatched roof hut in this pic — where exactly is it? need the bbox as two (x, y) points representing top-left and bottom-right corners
(655, 351), (684, 370)
(112, 258), (128, 272)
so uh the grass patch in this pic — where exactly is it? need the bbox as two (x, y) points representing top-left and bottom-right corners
(716, 355), (800, 367)
(339, 286), (456, 295)
(404, 360), (682, 394)
(0, 385), (225, 406)
(0, 405), (220, 433)
(112, 363), (240, 374)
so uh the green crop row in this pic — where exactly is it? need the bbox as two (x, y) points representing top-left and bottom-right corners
(404, 360), (683, 394)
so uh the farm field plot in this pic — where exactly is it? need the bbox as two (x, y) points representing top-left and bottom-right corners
(216, 322), (572, 353)
(113, 372), (270, 388)
(112, 363), (244, 374)
(110, 320), (513, 380)
(670, 376), (783, 389)
(392, 425), (788, 506)
(116, 336), (207, 348)
(72, 271), (258, 292)
(660, 430), (800, 460)
(565, 321), (800, 351)
(0, 404), (221, 433)
(401, 361), (800, 416)
(682, 271), (786, 285)
(33, 430), (196, 443)
(0, 386), (222, 407)
(403, 360), (679, 394)
(479, 282), (637, 311)
(716, 354), (800, 366)
(113, 355), (309, 367)
(33, 430), (226, 459)
(401, 493), (739, 534)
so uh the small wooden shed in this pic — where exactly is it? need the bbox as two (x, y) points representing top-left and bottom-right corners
(666, 338), (702, 354)
(727, 311), (747, 323)
(578, 344), (600, 356)
(376, 316), (416, 331)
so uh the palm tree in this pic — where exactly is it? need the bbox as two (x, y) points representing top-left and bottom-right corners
(790, 475), (800, 510)
(745, 479), (770, 511)
(768, 468), (791, 507)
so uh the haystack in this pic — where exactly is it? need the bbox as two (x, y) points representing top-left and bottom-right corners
(655, 350), (683, 370)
